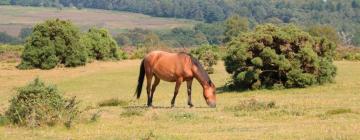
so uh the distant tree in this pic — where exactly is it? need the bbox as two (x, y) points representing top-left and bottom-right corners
(144, 32), (160, 47)
(18, 27), (32, 40)
(223, 15), (249, 44)
(162, 27), (208, 47)
(0, 0), (10, 5)
(114, 34), (131, 46)
(0, 32), (19, 44)
(352, 32), (360, 47)
(194, 22), (225, 45)
(307, 25), (340, 44)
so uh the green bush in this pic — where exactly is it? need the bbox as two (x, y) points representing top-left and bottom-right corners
(17, 19), (87, 69)
(5, 78), (79, 127)
(190, 45), (220, 74)
(80, 28), (123, 60)
(224, 24), (337, 90)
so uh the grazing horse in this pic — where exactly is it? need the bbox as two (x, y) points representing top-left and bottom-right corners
(135, 51), (216, 108)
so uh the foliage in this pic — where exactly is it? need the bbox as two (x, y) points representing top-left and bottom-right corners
(7, 0), (360, 46)
(159, 27), (208, 47)
(223, 15), (249, 44)
(353, 32), (360, 46)
(17, 19), (87, 69)
(80, 28), (121, 60)
(5, 78), (79, 127)
(307, 25), (340, 44)
(224, 24), (337, 89)
(0, 44), (23, 62)
(194, 22), (225, 45)
(0, 44), (23, 54)
(190, 45), (220, 74)
(18, 27), (33, 40)
(335, 46), (360, 61)
(0, 32), (20, 44)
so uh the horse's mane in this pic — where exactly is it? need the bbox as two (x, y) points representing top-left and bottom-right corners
(180, 52), (212, 85)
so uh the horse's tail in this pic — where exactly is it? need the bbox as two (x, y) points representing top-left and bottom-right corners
(135, 59), (145, 99)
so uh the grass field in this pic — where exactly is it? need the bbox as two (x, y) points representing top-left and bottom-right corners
(0, 60), (359, 140)
(0, 6), (196, 36)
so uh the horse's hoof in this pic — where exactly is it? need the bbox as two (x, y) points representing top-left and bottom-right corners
(188, 104), (194, 108)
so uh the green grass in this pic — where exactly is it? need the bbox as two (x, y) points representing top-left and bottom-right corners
(0, 60), (360, 139)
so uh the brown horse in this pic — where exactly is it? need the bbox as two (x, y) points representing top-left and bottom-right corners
(135, 51), (216, 108)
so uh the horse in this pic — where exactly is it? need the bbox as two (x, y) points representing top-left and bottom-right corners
(135, 51), (216, 108)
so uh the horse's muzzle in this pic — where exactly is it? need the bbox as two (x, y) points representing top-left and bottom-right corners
(207, 102), (216, 108)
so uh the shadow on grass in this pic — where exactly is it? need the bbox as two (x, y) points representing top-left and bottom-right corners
(216, 85), (248, 94)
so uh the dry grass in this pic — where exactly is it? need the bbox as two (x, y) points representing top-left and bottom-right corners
(0, 60), (360, 139)
(0, 5), (196, 36)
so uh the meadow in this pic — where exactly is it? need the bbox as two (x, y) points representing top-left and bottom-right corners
(0, 60), (359, 140)
(0, 6), (195, 36)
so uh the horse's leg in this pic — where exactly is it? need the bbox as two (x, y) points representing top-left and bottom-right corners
(146, 73), (153, 107)
(150, 76), (160, 106)
(187, 79), (194, 108)
(171, 79), (182, 108)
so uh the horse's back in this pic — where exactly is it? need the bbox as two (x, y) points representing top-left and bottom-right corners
(144, 51), (193, 82)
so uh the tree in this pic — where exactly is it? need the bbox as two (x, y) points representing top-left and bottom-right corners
(223, 15), (249, 44)
(0, 32), (19, 44)
(18, 27), (33, 40)
(224, 24), (337, 90)
(307, 25), (340, 44)
(194, 22), (225, 45)
(18, 19), (87, 69)
(352, 32), (360, 46)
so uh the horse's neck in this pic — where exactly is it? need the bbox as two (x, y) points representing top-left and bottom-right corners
(193, 67), (209, 88)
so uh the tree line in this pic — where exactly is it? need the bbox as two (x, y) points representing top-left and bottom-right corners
(1, 0), (359, 46)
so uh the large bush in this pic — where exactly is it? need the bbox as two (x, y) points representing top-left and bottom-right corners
(5, 78), (79, 127)
(80, 28), (124, 60)
(224, 24), (337, 89)
(18, 19), (87, 69)
(190, 45), (220, 74)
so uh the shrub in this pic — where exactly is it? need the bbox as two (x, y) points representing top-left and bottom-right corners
(81, 28), (124, 60)
(190, 45), (220, 74)
(17, 19), (87, 69)
(0, 32), (20, 44)
(5, 78), (79, 127)
(224, 24), (337, 89)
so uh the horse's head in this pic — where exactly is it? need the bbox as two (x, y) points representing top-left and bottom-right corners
(204, 82), (216, 108)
